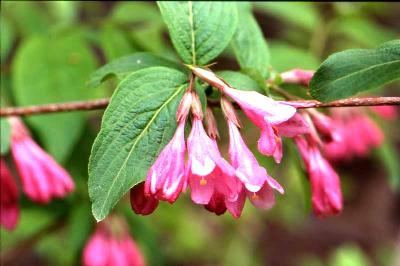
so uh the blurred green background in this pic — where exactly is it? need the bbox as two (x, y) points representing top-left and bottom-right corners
(1, 2), (400, 266)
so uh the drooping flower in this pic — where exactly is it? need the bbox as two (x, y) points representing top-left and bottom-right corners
(144, 120), (187, 202)
(83, 216), (145, 266)
(186, 117), (238, 204)
(144, 90), (192, 203)
(0, 159), (20, 230)
(9, 117), (74, 203)
(280, 69), (314, 86)
(323, 108), (384, 161)
(295, 136), (342, 218)
(130, 182), (159, 216)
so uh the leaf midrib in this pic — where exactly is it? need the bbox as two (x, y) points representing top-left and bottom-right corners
(96, 84), (186, 220)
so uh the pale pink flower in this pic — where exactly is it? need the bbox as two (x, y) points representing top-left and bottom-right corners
(186, 117), (238, 204)
(130, 182), (159, 216)
(83, 218), (145, 266)
(280, 69), (314, 86)
(1, 159), (20, 230)
(144, 120), (187, 203)
(370, 105), (398, 120)
(9, 117), (74, 203)
(295, 137), (342, 218)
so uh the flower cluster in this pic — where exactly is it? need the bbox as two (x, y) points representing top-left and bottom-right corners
(0, 117), (75, 230)
(324, 107), (397, 162)
(130, 67), (311, 218)
(83, 215), (145, 266)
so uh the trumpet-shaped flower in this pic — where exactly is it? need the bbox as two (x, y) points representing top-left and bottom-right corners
(9, 118), (74, 203)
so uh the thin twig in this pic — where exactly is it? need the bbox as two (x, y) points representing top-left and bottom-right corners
(1, 97), (399, 117)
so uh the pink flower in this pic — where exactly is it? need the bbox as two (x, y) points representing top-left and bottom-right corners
(1, 159), (20, 230)
(186, 117), (238, 205)
(9, 118), (74, 203)
(83, 217), (145, 266)
(144, 120), (187, 203)
(324, 108), (384, 161)
(370, 105), (398, 120)
(280, 69), (314, 86)
(295, 137), (342, 218)
(225, 183), (277, 218)
(130, 182), (159, 216)
(204, 192), (227, 216)
(228, 120), (284, 194)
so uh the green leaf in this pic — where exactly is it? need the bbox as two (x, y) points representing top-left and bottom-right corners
(331, 16), (397, 48)
(88, 67), (188, 221)
(255, 2), (319, 31)
(157, 1), (238, 65)
(310, 40), (400, 102)
(269, 41), (320, 71)
(87, 52), (184, 89)
(231, 5), (270, 79)
(111, 2), (161, 25)
(377, 138), (400, 191)
(0, 16), (15, 63)
(12, 33), (97, 162)
(217, 71), (263, 93)
(100, 24), (136, 61)
(0, 118), (11, 155)
(2, 2), (49, 36)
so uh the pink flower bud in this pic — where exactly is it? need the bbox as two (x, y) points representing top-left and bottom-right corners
(190, 90), (203, 119)
(144, 120), (187, 203)
(280, 69), (314, 86)
(1, 159), (20, 230)
(176, 90), (193, 122)
(204, 107), (220, 139)
(9, 117), (74, 203)
(189, 66), (229, 91)
(130, 182), (159, 216)
(220, 97), (241, 128)
(186, 117), (238, 204)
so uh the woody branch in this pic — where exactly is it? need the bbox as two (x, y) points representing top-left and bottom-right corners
(1, 97), (399, 117)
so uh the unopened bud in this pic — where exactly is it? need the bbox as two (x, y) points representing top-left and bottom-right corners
(191, 91), (203, 119)
(280, 69), (314, 86)
(204, 107), (220, 139)
(221, 97), (241, 128)
(188, 66), (229, 91)
(176, 90), (193, 122)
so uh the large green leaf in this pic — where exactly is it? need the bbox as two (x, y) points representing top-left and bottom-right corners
(310, 40), (400, 101)
(231, 4), (270, 79)
(0, 118), (11, 155)
(87, 52), (184, 88)
(88, 67), (188, 221)
(12, 33), (97, 162)
(157, 1), (238, 65)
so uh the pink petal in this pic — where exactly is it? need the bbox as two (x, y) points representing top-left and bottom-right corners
(82, 231), (109, 266)
(257, 122), (276, 156)
(247, 184), (275, 209)
(189, 174), (214, 205)
(276, 113), (310, 137)
(226, 187), (246, 218)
